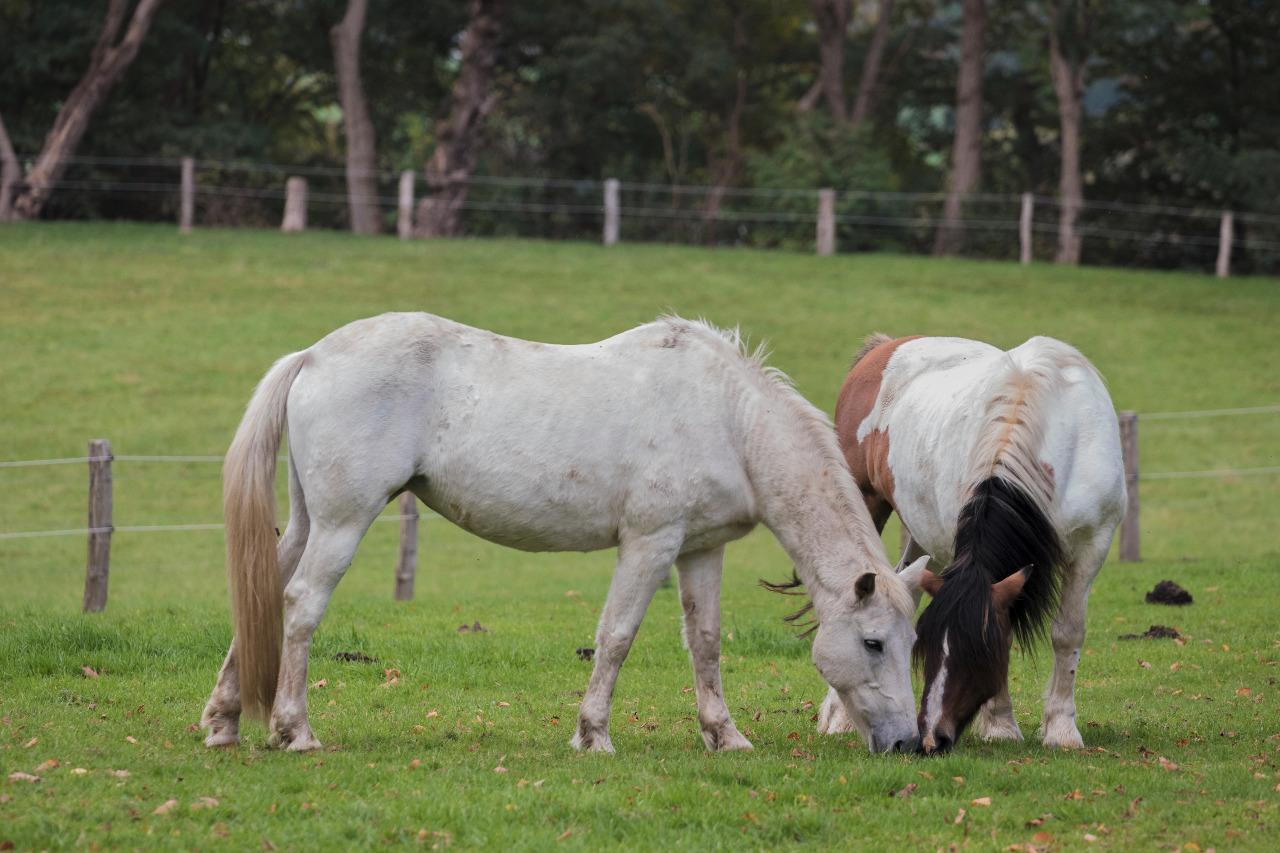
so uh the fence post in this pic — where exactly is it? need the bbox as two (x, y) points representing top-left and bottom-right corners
(1118, 411), (1140, 562)
(1019, 192), (1033, 265)
(394, 491), (419, 601)
(603, 178), (620, 246)
(397, 170), (415, 240)
(179, 157), (195, 233)
(83, 439), (113, 612)
(816, 188), (836, 256)
(282, 177), (307, 232)
(1216, 210), (1233, 279)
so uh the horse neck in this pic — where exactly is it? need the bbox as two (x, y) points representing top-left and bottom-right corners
(744, 387), (890, 617)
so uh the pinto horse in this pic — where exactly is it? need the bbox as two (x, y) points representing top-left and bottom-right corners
(816, 334), (1125, 753)
(201, 313), (929, 755)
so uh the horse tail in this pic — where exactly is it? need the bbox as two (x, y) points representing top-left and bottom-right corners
(958, 338), (1096, 647)
(223, 350), (310, 721)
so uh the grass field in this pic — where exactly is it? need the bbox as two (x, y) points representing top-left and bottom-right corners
(1, 222), (1278, 849)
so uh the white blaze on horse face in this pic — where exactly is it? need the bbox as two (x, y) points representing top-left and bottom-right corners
(811, 583), (918, 753)
(921, 630), (950, 750)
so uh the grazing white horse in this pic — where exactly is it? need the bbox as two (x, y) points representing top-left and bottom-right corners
(817, 334), (1125, 753)
(201, 313), (929, 755)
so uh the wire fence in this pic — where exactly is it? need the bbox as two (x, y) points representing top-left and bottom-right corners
(0, 403), (1275, 544)
(12, 154), (1280, 276)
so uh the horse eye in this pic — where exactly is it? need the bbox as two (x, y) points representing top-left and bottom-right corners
(863, 639), (884, 653)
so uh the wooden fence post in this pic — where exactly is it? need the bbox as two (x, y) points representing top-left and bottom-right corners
(1019, 192), (1033, 265)
(1118, 411), (1140, 562)
(816, 188), (836, 256)
(179, 157), (195, 233)
(1216, 211), (1233, 279)
(83, 439), (113, 612)
(603, 178), (620, 246)
(282, 177), (307, 232)
(394, 491), (419, 600)
(397, 170), (415, 240)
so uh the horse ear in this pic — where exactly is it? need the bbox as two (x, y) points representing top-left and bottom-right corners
(992, 566), (1030, 610)
(854, 572), (876, 600)
(898, 556), (938, 606)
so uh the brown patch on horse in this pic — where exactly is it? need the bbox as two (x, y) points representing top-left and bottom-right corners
(834, 334), (923, 530)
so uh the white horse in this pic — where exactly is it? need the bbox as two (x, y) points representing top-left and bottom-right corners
(817, 334), (1125, 753)
(201, 313), (929, 755)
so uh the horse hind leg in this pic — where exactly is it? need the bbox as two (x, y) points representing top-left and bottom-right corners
(1041, 529), (1113, 749)
(572, 527), (682, 753)
(201, 454), (310, 747)
(676, 547), (751, 752)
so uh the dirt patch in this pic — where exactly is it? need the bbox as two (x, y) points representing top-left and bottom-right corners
(1118, 625), (1181, 641)
(332, 651), (378, 663)
(1145, 580), (1193, 606)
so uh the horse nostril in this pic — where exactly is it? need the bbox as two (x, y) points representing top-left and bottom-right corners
(894, 736), (920, 754)
(935, 734), (953, 754)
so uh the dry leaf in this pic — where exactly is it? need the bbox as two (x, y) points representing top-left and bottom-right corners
(892, 783), (918, 798)
(125, 736), (138, 745)
(1032, 831), (1055, 844)
(497, 701), (511, 708)
(1236, 687), (1252, 697)
(7, 772), (40, 784)
(1065, 789), (1085, 800)
(211, 822), (231, 839)
(426, 709), (439, 719)
(35, 759), (59, 772)
(1170, 662), (1182, 671)
(971, 796), (992, 807)
(311, 679), (327, 689)
(1158, 757), (1179, 771)
(954, 808), (967, 825)
(153, 799), (178, 815)
(191, 797), (219, 810)
(409, 759), (422, 769)
(81, 666), (99, 679)
(110, 769), (130, 778)
(71, 768), (89, 776)
(494, 764), (509, 774)
(556, 829), (573, 842)
(1138, 660), (1152, 669)
(22, 737), (37, 749)
(1084, 834), (1099, 843)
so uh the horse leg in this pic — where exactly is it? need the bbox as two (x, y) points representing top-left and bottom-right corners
(676, 546), (751, 751)
(572, 527), (682, 753)
(201, 456), (309, 747)
(268, 521), (367, 751)
(975, 680), (1023, 742)
(1041, 530), (1113, 749)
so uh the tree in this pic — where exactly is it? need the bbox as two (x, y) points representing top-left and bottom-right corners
(330, 0), (380, 234)
(850, 0), (895, 128)
(415, 0), (504, 238)
(1048, 0), (1089, 263)
(0, 112), (19, 221)
(933, 0), (986, 255)
(9, 0), (167, 220)
(805, 0), (894, 130)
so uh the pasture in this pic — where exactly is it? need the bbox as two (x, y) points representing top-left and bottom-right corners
(1, 222), (1278, 849)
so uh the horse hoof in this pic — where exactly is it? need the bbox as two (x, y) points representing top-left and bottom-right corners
(203, 728), (240, 748)
(704, 725), (753, 752)
(269, 726), (323, 752)
(1041, 720), (1084, 750)
(570, 728), (614, 753)
(976, 716), (1024, 743)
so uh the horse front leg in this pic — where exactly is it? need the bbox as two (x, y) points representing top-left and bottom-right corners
(1042, 530), (1112, 749)
(572, 527), (682, 754)
(975, 679), (1023, 742)
(676, 546), (751, 751)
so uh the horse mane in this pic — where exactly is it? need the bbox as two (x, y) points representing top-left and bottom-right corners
(917, 338), (1096, 667)
(653, 316), (914, 623)
(851, 332), (893, 368)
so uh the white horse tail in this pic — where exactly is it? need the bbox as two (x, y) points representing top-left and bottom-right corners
(223, 350), (310, 721)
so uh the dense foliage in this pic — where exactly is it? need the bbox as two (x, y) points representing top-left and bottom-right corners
(2, 0), (1278, 270)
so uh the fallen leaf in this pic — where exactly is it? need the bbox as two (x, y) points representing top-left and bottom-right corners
(1065, 789), (1085, 800)
(1138, 660), (1152, 669)
(1237, 687), (1252, 697)
(211, 822), (230, 839)
(71, 768), (89, 776)
(918, 770), (935, 780)
(125, 736), (138, 745)
(556, 829), (573, 842)
(153, 799), (178, 815)
(409, 759), (422, 769)
(1084, 834), (1099, 843)
(382, 669), (401, 688)
(1158, 757), (1179, 771)
(22, 738), (37, 749)
(892, 783), (918, 798)
(110, 769), (130, 778)
(971, 796), (992, 807)
(1124, 797), (1143, 818)
(954, 808), (967, 825)
(426, 709), (439, 719)
(261, 840), (277, 851)
(7, 772), (40, 784)
(81, 666), (99, 679)
(311, 679), (327, 689)
(1170, 662), (1182, 671)
(494, 764), (509, 774)
(191, 797), (219, 810)
(1032, 832), (1055, 844)
(497, 701), (511, 708)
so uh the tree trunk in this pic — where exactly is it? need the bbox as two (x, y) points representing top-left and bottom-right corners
(849, 0), (894, 129)
(933, 0), (986, 256)
(415, 0), (504, 238)
(0, 111), (20, 222)
(810, 0), (850, 123)
(331, 0), (380, 235)
(1049, 0), (1087, 265)
(701, 70), (748, 244)
(11, 0), (167, 220)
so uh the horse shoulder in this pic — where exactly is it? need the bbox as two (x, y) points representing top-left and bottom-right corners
(835, 336), (923, 504)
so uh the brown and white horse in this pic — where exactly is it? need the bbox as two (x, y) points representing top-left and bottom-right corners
(816, 334), (1125, 754)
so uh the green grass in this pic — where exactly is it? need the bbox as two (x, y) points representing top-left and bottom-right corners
(1, 222), (1278, 849)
